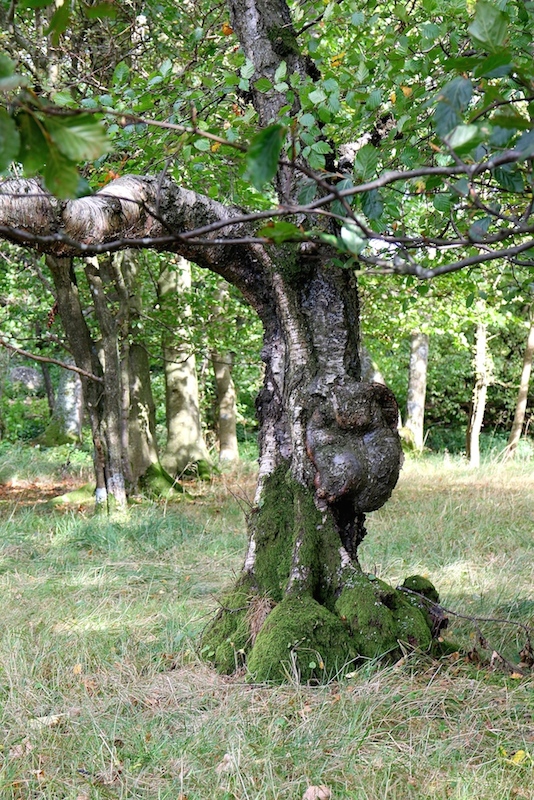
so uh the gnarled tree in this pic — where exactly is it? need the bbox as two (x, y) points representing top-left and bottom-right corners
(2, 0), (534, 680)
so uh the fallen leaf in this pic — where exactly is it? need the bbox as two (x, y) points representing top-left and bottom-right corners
(29, 713), (65, 729)
(9, 740), (32, 758)
(507, 749), (531, 765)
(73, 663), (83, 675)
(302, 786), (331, 800)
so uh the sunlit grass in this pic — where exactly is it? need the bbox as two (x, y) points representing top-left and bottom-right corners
(0, 446), (533, 799)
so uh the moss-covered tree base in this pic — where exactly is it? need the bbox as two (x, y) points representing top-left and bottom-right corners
(202, 573), (437, 683)
(138, 462), (186, 497)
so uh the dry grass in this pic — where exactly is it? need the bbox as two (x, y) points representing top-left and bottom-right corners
(0, 448), (533, 799)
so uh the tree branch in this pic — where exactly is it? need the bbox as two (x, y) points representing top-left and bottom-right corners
(0, 337), (104, 383)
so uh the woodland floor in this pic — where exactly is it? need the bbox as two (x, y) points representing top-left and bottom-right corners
(0, 444), (533, 799)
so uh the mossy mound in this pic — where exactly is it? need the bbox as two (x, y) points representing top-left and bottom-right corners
(246, 595), (354, 683)
(139, 463), (185, 497)
(200, 582), (255, 674)
(49, 482), (96, 507)
(335, 574), (433, 660)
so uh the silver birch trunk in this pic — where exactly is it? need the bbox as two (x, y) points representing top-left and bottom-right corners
(38, 356), (83, 445)
(404, 332), (429, 451)
(505, 313), (534, 458)
(466, 321), (489, 468)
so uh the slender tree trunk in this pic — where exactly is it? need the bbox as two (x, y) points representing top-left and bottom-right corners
(158, 258), (211, 477)
(212, 351), (239, 463)
(45, 256), (108, 507)
(505, 313), (534, 458)
(466, 321), (489, 468)
(128, 343), (159, 484)
(38, 356), (83, 446)
(403, 331), (429, 451)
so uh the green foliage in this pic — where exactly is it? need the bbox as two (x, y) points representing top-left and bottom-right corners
(245, 123), (287, 190)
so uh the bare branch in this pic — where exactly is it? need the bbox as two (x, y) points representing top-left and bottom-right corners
(0, 337), (104, 383)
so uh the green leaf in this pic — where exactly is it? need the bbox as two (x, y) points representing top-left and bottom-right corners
(194, 137), (211, 151)
(444, 124), (481, 154)
(515, 130), (534, 158)
(298, 180), (317, 205)
(433, 193), (453, 213)
(254, 77), (272, 93)
(468, 216), (491, 242)
(84, 2), (117, 19)
(365, 89), (382, 110)
(240, 60), (255, 80)
(20, 0), (53, 6)
(308, 88), (327, 105)
(0, 109), (20, 171)
(340, 223), (366, 254)
(257, 221), (306, 243)
(469, 0), (508, 53)
(112, 62), (130, 86)
(361, 189), (383, 220)
(311, 140), (331, 154)
(16, 112), (48, 174)
(245, 124), (286, 190)
(353, 144), (378, 180)
(43, 146), (79, 198)
(473, 51), (512, 78)
(44, 115), (110, 161)
(274, 61), (287, 84)
(494, 166), (524, 193)
(0, 52), (25, 91)
(45, 2), (71, 45)
(434, 77), (473, 137)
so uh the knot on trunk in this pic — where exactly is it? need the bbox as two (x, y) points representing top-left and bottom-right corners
(306, 381), (402, 511)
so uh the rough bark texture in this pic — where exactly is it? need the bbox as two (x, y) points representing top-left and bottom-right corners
(403, 332), (429, 451)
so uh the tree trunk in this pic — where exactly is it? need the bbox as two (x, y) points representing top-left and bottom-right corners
(505, 312), (534, 458)
(402, 332), (429, 451)
(212, 351), (239, 464)
(38, 356), (83, 446)
(45, 256), (109, 507)
(158, 258), (211, 478)
(466, 321), (489, 468)
(202, 256), (434, 682)
(128, 343), (159, 484)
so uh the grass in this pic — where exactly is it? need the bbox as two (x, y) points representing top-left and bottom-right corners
(0, 446), (533, 799)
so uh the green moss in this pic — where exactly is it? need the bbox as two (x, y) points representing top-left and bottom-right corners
(139, 462), (185, 497)
(37, 419), (81, 447)
(402, 575), (440, 604)
(200, 580), (256, 675)
(49, 482), (96, 507)
(252, 463), (295, 600)
(335, 574), (432, 660)
(267, 25), (300, 57)
(247, 595), (354, 683)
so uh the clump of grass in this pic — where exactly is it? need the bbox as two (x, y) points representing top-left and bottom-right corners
(0, 446), (533, 799)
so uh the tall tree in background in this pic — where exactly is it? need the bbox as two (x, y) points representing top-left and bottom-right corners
(403, 331), (429, 451)
(1, 0), (534, 679)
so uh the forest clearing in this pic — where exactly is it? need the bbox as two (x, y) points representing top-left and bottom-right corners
(0, 445), (532, 799)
